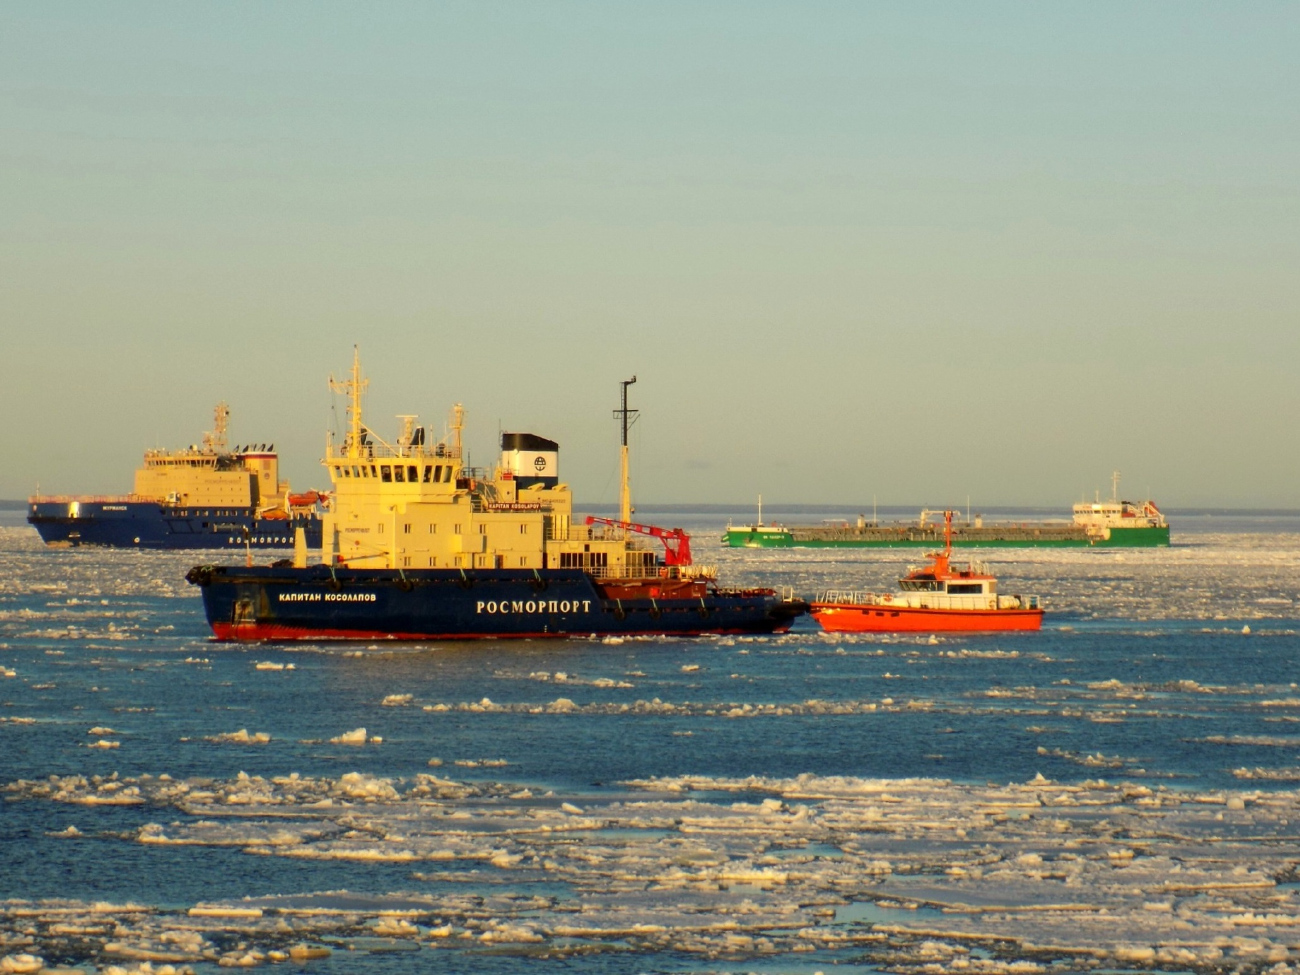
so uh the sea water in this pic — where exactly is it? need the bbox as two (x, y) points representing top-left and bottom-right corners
(2, 511), (1299, 973)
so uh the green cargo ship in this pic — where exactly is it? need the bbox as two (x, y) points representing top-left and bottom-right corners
(723, 488), (1170, 549)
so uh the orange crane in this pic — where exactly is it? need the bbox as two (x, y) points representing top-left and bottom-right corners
(584, 516), (693, 566)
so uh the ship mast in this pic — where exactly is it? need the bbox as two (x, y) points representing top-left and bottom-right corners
(614, 376), (638, 525)
(329, 346), (369, 459)
(203, 402), (230, 454)
(450, 404), (465, 458)
(1111, 470), (1121, 502)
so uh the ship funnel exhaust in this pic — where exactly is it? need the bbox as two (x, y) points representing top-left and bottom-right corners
(500, 433), (559, 489)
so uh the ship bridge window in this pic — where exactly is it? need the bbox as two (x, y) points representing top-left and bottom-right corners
(899, 580), (942, 592)
(442, 466), (452, 483)
(393, 465), (404, 483)
(370, 465), (377, 478)
(340, 466), (350, 477)
(947, 583), (985, 594)
(408, 465), (418, 482)
(559, 552), (608, 569)
(423, 465), (433, 483)
(381, 466), (393, 482)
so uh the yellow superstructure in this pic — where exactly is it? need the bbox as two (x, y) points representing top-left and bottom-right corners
(131, 403), (290, 511)
(320, 349), (662, 578)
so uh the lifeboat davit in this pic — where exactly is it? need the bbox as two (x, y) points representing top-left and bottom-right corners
(811, 511), (1044, 633)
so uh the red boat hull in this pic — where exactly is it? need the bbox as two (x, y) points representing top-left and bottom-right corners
(811, 603), (1043, 633)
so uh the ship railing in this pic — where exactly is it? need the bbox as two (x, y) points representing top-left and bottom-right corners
(1001, 595), (1041, 610)
(678, 564), (719, 581)
(547, 524), (658, 544)
(581, 563), (676, 581)
(574, 563), (719, 582)
(28, 494), (158, 505)
(327, 443), (463, 461)
(548, 526), (595, 542)
(817, 590), (877, 605)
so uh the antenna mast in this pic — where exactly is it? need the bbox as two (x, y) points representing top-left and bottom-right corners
(1111, 470), (1121, 502)
(451, 404), (464, 458)
(203, 402), (230, 453)
(329, 346), (369, 459)
(614, 376), (638, 525)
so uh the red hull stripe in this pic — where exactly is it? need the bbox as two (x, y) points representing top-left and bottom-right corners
(210, 623), (793, 642)
(811, 606), (1043, 633)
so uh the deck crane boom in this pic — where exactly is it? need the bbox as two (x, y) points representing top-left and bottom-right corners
(584, 516), (693, 567)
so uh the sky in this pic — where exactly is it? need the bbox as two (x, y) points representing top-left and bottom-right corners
(2, 2), (1297, 508)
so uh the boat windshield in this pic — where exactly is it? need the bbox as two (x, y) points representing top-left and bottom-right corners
(899, 580), (943, 592)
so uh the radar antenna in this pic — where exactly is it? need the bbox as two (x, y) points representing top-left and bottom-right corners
(396, 415), (417, 453)
(329, 346), (369, 459)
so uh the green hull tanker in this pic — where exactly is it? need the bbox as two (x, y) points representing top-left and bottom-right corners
(723, 523), (1169, 548)
(723, 488), (1170, 549)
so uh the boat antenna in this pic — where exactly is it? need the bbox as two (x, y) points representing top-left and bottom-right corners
(328, 346), (369, 459)
(614, 376), (638, 525)
(1111, 470), (1121, 502)
(757, 493), (762, 527)
(944, 509), (953, 558)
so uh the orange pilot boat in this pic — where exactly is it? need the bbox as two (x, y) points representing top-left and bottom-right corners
(811, 511), (1044, 633)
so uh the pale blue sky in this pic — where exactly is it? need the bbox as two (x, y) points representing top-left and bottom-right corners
(3, 3), (1297, 507)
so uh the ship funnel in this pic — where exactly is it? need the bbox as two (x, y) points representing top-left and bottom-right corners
(501, 433), (558, 489)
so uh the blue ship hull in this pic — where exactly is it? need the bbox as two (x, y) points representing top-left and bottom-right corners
(28, 500), (322, 550)
(185, 565), (806, 641)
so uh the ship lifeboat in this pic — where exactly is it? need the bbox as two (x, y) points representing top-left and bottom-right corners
(811, 511), (1044, 633)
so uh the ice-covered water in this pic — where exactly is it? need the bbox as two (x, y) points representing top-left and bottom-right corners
(2, 512), (1299, 974)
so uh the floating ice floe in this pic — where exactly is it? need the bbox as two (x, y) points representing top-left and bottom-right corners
(204, 729), (270, 745)
(0, 955), (44, 974)
(11, 769), (1300, 969)
(329, 727), (378, 745)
